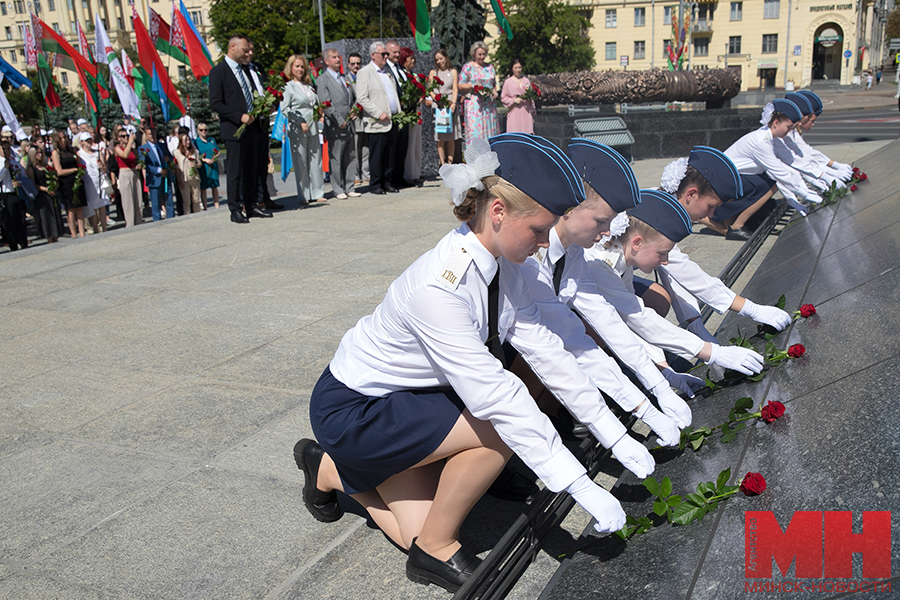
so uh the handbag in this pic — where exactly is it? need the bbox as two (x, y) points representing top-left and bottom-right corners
(434, 107), (452, 134)
(100, 172), (115, 196)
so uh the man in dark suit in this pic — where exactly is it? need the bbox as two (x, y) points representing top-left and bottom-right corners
(138, 125), (175, 221)
(385, 40), (410, 190)
(208, 34), (272, 223)
(245, 40), (284, 211)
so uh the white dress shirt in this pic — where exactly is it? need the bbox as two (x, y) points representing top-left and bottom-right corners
(330, 224), (630, 493)
(583, 239), (706, 362)
(656, 244), (737, 323)
(521, 228), (667, 403)
(724, 127), (815, 206)
(375, 67), (401, 115)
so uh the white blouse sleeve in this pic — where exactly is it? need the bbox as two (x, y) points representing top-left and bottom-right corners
(747, 132), (809, 202)
(658, 244), (736, 314)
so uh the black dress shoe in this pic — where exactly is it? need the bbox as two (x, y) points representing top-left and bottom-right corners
(370, 187), (386, 195)
(487, 465), (539, 502)
(248, 206), (273, 218)
(726, 226), (752, 241)
(384, 184), (400, 193)
(263, 200), (285, 210)
(406, 538), (482, 593)
(293, 439), (343, 523)
(231, 210), (249, 224)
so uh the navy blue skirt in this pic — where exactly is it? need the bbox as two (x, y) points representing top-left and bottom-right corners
(712, 173), (777, 223)
(632, 275), (653, 297)
(309, 367), (467, 495)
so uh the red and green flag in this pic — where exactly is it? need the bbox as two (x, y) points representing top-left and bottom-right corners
(490, 0), (513, 41)
(36, 53), (61, 111)
(175, 0), (214, 82)
(133, 12), (185, 120)
(37, 18), (98, 78)
(148, 7), (190, 66)
(403, 0), (431, 51)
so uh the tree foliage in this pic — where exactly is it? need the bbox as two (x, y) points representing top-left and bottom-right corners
(432, 0), (487, 70)
(493, 0), (594, 77)
(209, 0), (411, 71)
(886, 7), (900, 44)
(177, 77), (219, 140)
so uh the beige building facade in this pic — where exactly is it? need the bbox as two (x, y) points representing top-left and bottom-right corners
(0, 0), (219, 93)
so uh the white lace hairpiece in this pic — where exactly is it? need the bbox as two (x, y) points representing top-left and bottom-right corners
(440, 138), (500, 206)
(660, 157), (689, 194)
(759, 102), (775, 126)
(598, 211), (630, 245)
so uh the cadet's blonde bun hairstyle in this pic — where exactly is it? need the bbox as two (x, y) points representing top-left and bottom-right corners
(453, 175), (542, 223)
(604, 214), (666, 248)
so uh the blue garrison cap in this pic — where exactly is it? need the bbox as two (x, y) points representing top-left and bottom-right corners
(566, 139), (640, 213)
(489, 133), (585, 215)
(688, 145), (744, 203)
(796, 90), (823, 115)
(772, 98), (803, 123)
(627, 189), (693, 242)
(784, 93), (813, 117)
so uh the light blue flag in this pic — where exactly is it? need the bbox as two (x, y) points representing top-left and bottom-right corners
(272, 107), (292, 181)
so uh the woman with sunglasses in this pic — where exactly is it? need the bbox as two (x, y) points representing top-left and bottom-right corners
(112, 124), (143, 227)
(194, 123), (220, 209)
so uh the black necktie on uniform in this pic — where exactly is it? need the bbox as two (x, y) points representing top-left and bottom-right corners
(485, 268), (507, 368)
(552, 255), (566, 296)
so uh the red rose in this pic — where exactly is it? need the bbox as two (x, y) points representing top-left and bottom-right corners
(852, 167), (859, 173)
(850, 184), (858, 191)
(417, 119), (423, 125)
(860, 173), (868, 180)
(434, 76), (444, 85)
(268, 69), (276, 76)
(324, 101), (332, 107)
(536, 87), (542, 97)
(787, 344), (805, 358)
(434, 93), (442, 102)
(760, 400), (785, 423)
(799, 304), (816, 318)
(740, 472), (766, 496)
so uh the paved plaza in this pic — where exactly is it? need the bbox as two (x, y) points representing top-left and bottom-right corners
(0, 137), (892, 599)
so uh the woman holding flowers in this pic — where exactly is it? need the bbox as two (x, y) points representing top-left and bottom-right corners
(25, 146), (58, 243)
(77, 132), (111, 233)
(400, 47), (424, 187)
(458, 41), (500, 145)
(112, 124), (143, 227)
(428, 48), (460, 166)
(175, 133), (202, 214)
(194, 123), (221, 209)
(281, 54), (325, 205)
(501, 59), (536, 134)
(52, 130), (86, 238)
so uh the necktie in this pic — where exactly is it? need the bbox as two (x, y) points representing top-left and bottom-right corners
(552, 255), (567, 296)
(485, 268), (508, 368)
(237, 65), (253, 111)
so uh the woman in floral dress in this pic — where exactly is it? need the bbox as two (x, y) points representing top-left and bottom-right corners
(458, 41), (500, 146)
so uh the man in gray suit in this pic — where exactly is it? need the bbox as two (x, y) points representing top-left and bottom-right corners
(356, 41), (401, 195)
(319, 48), (361, 199)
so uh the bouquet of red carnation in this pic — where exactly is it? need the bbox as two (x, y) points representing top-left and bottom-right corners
(314, 100), (332, 122)
(235, 75), (288, 138)
(471, 84), (493, 100)
(46, 165), (58, 193)
(520, 83), (541, 102)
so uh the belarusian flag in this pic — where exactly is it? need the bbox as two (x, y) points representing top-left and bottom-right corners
(37, 53), (61, 111)
(403, 0), (431, 51)
(149, 6), (189, 65)
(133, 12), (185, 120)
(37, 18), (97, 78)
(490, 0), (513, 41)
(175, 0), (214, 81)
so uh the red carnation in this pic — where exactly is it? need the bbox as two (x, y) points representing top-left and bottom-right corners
(787, 344), (805, 358)
(740, 472), (766, 496)
(850, 184), (858, 191)
(799, 304), (816, 318)
(760, 400), (785, 423)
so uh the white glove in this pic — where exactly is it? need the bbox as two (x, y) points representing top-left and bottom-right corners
(661, 367), (705, 399)
(566, 474), (626, 534)
(828, 164), (852, 181)
(683, 317), (719, 344)
(611, 434), (655, 479)
(802, 190), (823, 204)
(832, 161), (852, 173)
(823, 173), (846, 189)
(785, 196), (808, 216)
(739, 299), (792, 330)
(634, 399), (681, 446)
(807, 177), (828, 192)
(651, 382), (693, 428)
(706, 344), (765, 376)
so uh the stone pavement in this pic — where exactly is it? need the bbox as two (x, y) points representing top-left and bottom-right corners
(0, 139), (890, 600)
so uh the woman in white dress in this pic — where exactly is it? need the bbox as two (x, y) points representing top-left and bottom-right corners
(77, 132), (110, 233)
(281, 54), (325, 204)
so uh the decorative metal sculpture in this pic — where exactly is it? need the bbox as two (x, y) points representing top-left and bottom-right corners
(529, 68), (741, 106)
(667, 11), (690, 70)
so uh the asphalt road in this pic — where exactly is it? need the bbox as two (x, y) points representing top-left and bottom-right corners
(803, 106), (900, 144)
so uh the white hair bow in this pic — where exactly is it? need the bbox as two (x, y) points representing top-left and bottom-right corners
(440, 138), (500, 206)
(661, 157), (689, 194)
(598, 212), (630, 245)
(759, 102), (775, 126)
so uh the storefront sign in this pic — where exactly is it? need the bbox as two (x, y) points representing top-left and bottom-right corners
(810, 4), (853, 11)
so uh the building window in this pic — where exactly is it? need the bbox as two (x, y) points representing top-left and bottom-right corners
(606, 42), (616, 60)
(693, 36), (710, 57)
(663, 39), (672, 58)
(730, 2), (742, 21)
(101, 18), (107, 28)
(664, 6), (675, 23)
(10, 50), (16, 62)
(14, 0), (24, 14)
(34, 0), (41, 11)
(764, 0), (779, 19)
(762, 34), (778, 53)
(117, 16), (123, 28)
(52, 22), (60, 32)
(634, 7), (645, 27)
(0, 4), (6, 15)
(728, 36), (741, 54)
(178, 65), (186, 80)
(48, 0), (55, 9)
(605, 9), (616, 28)
(19, 49), (24, 60)
(61, 72), (68, 85)
(191, 10), (203, 25)
(4, 27), (11, 40)
(633, 41), (645, 60)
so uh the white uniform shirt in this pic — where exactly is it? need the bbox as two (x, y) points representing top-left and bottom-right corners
(787, 130), (831, 169)
(724, 127), (813, 204)
(772, 132), (826, 181)
(330, 224), (628, 493)
(521, 228), (667, 402)
(0, 156), (16, 193)
(583, 240), (706, 361)
(656, 244), (737, 323)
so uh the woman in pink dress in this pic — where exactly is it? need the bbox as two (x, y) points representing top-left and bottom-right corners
(501, 60), (536, 134)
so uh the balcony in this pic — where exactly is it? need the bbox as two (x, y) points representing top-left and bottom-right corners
(692, 20), (713, 34)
